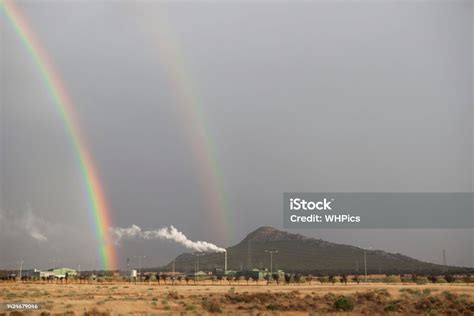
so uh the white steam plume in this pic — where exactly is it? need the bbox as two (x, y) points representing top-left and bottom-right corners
(110, 225), (226, 253)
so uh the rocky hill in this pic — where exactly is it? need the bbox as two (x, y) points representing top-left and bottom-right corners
(159, 226), (471, 274)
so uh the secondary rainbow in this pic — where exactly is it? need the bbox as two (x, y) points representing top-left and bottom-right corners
(1, 0), (118, 270)
(143, 9), (233, 242)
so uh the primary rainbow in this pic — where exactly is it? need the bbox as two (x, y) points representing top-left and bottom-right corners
(1, 0), (118, 270)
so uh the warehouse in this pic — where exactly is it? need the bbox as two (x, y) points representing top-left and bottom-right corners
(32, 267), (77, 279)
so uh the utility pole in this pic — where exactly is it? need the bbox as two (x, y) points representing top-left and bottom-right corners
(364, 249), (367, 283)
(134, 256), (146, 277)
(18, 260), (24, 280)
(247, 240), (252, 270)
(224, 251), (227, 272)
(194, 253), (204, 282)
(264, 250), (278, 275)
(361, 246), (373, 283)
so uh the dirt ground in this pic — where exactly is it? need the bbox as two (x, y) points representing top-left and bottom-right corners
(0, 281), (473, 315)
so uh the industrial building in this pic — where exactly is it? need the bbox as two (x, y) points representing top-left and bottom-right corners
(32, 267), (77, 279)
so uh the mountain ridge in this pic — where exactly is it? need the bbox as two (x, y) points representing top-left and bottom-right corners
(156, 226), (472, 274)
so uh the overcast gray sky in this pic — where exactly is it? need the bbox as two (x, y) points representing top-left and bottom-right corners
(1, 0), (472, 270)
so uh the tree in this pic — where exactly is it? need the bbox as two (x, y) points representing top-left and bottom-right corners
(444, 274), (455, 283)
(284, 274), (292, 285)
(341, 275), (348, 285)
(251, 276), (257, 285)
(272, 273), (280, 285)
(264, 274), (271, 285)
(352, 275), (360, 284)
(245, 275), (250, 285)
(463, 274), (472, 283)
(294, 273), (302, 285)
(318, 276), (329, 284)
(307, 274), (313, 285)
(428, 275), (438, 283)
(237, 275), (243, 285)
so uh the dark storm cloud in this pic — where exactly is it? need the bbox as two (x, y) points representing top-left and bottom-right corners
(1, 0), (472, 269)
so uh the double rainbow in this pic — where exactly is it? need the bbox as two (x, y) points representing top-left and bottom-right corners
(1, 0), (118, 270)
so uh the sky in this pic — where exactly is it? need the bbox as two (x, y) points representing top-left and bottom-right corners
(1, 0), (472, 270)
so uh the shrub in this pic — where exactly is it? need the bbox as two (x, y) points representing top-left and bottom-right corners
(167, 291), (179, 300)
(333, 296), (354, 311)
(318, 276), (329, 284)
(84, 308), (110, 316)
(415, 277), (429, 285)
(436, 278), (447, 284)
(266, 303), (281, 311)
(384, 275), (401, 283)
(185, 304), (196, 311)
(444, 275), (455, 283)
(202, 298), (222, 313)
(384, 303), (398, 312)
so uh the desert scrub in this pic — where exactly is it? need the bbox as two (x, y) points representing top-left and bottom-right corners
(185, 304), (196, 311)
(423, 288), (432, 296)
(384, 275), (401, 283)
(333, 296), (354, 312)
(266, 303), (282, 311)
(384, 303), (399, 312)
(415, 276), (429, 285)
(43, 301), (54, 310)
(399, 288), (422, 297)
(84, 307), (110, 316)
(201, 298), (223, 313)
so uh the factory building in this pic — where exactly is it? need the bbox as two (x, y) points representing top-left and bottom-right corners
(32, 267), (77, 279)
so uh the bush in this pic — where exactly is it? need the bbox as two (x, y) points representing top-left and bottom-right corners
(202, 298), (222, 313)
(384, 303), (398, 312)
(415, 277), (429, 285)
(318, 276), (329, 283)
(384, 275), (401, 283)
(436, 278), (447, 284)
(266, 303), (281, 311)
(333, 296), (354, 311)
(185, 304), (196, 311)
